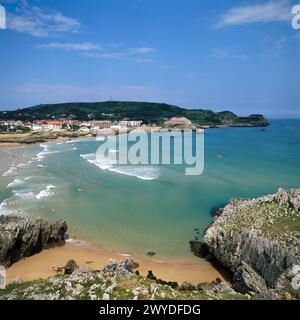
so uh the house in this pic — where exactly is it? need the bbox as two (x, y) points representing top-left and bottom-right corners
(119, 120), (143, 128)
(32, 124), (44, 132)
(164, 117), (192, 126)
(79, 125), (91, 133)
(92, 121), (112, 130)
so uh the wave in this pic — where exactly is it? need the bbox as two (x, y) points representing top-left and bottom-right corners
(37, 164), (46, 168)
(80, 153), (160, 181)
(37, 150), (61, 157)
(0, 200), (18, 216)
(13, 190), (36, 200)
(109, 166), (160, 180)
(66, 139), (87, 144)
(17, 163), (28, 168)
(7, 178), (25, 188)
(37, 143), (76, 161)
(36, 185), (56, 200)
(2, 167), (17, 177)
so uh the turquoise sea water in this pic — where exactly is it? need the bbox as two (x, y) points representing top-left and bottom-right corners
(1, 119), (300, 262)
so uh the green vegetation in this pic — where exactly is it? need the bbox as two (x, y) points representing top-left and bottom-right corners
(0, 274), (249, 301)
(0, 101), (269, 127)
(221, 200), (300, 240)
(0, 125), (31, 134)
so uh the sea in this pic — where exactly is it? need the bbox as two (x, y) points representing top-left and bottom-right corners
(0, 119), (299, 262)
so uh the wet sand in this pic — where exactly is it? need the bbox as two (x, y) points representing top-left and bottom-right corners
(6, 241), (223, 285)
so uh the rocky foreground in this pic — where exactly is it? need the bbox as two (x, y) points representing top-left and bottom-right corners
(201, 188), (300, 299)
(0, 189), (299, 300)
(0, 258), (248, 301)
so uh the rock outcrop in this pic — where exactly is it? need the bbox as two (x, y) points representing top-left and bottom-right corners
(0, 215), (67, 268)
(204, 189), (300, 289)
(232, 262), (270, 298)
(189, 240), (209, 258)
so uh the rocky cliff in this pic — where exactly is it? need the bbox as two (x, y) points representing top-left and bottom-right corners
(204, 189), (300, 289)
(0, 215), (67, 268)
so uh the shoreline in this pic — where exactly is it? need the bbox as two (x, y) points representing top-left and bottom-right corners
(6, 240), (224, 285)
(1, 144), (223, 285)
(0, 135), (83, 149)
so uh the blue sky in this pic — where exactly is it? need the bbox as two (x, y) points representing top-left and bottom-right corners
(0, 0), (299, 118)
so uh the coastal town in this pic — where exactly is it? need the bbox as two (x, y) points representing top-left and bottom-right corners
(0, 117), (194, 135)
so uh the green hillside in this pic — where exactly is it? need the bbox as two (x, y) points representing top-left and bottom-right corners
(0, 101), (269, 127)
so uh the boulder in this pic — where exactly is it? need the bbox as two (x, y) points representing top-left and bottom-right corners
(198, 279), (236, 296)
(0, 215), (67, 268)
(64, 259), (79, 275)
(147, 251), (156, 257)
(232, 262), (270, 298)
(102, 258), (139, 277)
(178, 281), (196, 292)
(189, 240), (208, 258)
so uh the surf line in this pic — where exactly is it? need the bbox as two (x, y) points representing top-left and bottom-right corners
(96, 130), (204, 176)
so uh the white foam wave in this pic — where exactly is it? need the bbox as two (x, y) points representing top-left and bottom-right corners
(17, 163), (28, 168)
(2, 167), (17, 177)
(80, 153), (160, 180)
(0, 200), (17, 216)
(67, 139), (86, 144)
(13, 191), (36, 200)
(109, 166), (160, 180)
(36, 185), (56, 200)
(7, 178), (25, 188)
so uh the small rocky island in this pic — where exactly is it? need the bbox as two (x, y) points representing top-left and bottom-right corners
(0, 189), (299, 300)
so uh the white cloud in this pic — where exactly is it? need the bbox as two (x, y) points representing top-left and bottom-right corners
(215, 1), (291, 28)
(36, 42), (156, 63)
(129, 47), (156, 54)
(7, 0), (80, 37)
(37, 42), (100, 51)
(81, 46), (156, 64)
(210, 48), (248, 60)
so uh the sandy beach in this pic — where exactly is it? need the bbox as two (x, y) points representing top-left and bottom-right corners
(1, 144), (223, 285)
(6, 240), (223, 285)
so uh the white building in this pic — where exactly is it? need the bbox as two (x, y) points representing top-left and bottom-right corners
(119, 120), (143, 128)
